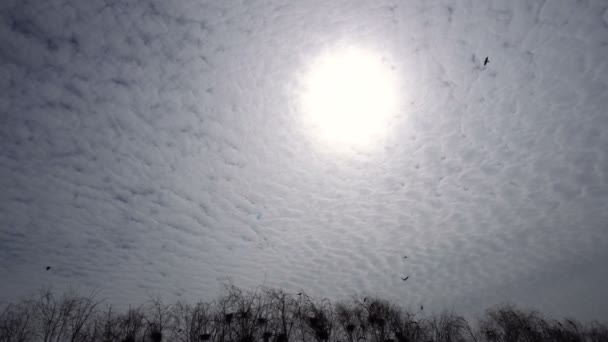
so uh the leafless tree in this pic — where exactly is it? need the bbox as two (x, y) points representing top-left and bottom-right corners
(171, 300), (215, 342)
(143, 296), (173, 342)
(424, 311), (470, 342)
(2, 287), (607, 342)
(263, 288), (301, 342)
(34, 289), (102, 342)
(334, 301), (359, 342)
(299, 295), (334, 342)
(384, 305), (424, 342)
(0, 299), (35, 342)
(115, 305), (146, 342)
(359, 298), (397, 342)
(585, 321), (608, 342)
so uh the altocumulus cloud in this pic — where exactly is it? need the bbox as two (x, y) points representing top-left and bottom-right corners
(1, 0), (608, 321)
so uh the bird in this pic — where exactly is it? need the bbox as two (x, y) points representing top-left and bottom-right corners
(401, 276), (409, 281)
(297, 292), (302, 296)
(420, 305), (424, 310)
(363, 297), (368, 302)
(403, 256), (408, 259)
(484, 57), (489, 66)
(45, 266), (51, 271)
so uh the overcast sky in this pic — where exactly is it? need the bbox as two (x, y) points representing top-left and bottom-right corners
(1, 0), (608, 321)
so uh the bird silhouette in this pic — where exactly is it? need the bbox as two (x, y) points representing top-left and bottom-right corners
(403, 256), (407, 259)
(297, 292), (302, 296)
(420, 305), (423, 310)
(46, 266), (51, 271)
(401, 276), (409, 281)
(363, 297), (367, 302)
(484, 57), (489, 66)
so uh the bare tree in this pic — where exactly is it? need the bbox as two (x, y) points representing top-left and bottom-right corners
(300, 295), (334, 342)
(34, 289), (102, 342)
(171, 300), (215, 342)
(384, 304), (423, 342)
(96, 305), (120, 342)
(263, 288), (302, 342)
(334, 301), (359, 342)
(115, 306), (146, 342)
(359, 298), (397, 342)
(0, 299), (35, 342)
(586, 321), (608, 342)
(480, 305), (550, 342)
(67, 290), (103, 342)
(424, 311), (470, 342)
(144, 296), (173, 342)
(2, 286), (607, 342)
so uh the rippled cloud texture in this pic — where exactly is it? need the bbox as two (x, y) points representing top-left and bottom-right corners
(1, 0), (608, 321)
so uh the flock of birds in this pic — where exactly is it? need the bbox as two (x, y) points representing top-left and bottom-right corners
(401, 255), (410, 282)
(41, 54), (493, 283)
(44, 254), (416, 286)
(288, 255), (415, 304)
(40, 53), (491, 327)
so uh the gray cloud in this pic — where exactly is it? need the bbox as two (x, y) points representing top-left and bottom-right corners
(1, 0), (607, 321)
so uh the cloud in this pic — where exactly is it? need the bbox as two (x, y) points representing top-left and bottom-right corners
(1, 0), (607, 321)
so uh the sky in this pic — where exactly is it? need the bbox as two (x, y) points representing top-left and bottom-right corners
(1, 0), (608, 322)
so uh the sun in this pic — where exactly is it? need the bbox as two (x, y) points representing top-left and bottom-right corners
(298, 46), (399, 151)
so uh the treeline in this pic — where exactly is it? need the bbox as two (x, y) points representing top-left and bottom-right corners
(1, 284), (607, 342)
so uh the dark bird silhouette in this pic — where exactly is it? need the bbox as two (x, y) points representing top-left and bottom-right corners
(401, 276), (409, 281)
(297, 292), (302, 296)
(420, 305), (424, 310)
(363, 297), (367, 302)
(46, 266), (51, 271)
(484, 57), (489, 66)
(403, 256), (407, 259)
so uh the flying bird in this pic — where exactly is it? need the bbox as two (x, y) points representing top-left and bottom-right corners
(403, 256), (407, 259)
(297, 292), (302, 296)
(45, 266), (51, 271)
(484, 57), (489, 66)
(401, 276), (409, 281)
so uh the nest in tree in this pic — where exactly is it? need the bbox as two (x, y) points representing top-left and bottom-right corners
(367, 316), (385, 326)
(225, 313), (234, 324)
(276, 333), (287, 342)
(315, 330), (329, 341)
(150, 331), (162, 342)
(395, 332), (408, 342)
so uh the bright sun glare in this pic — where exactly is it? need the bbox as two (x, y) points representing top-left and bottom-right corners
(299, 46), (399, 151)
